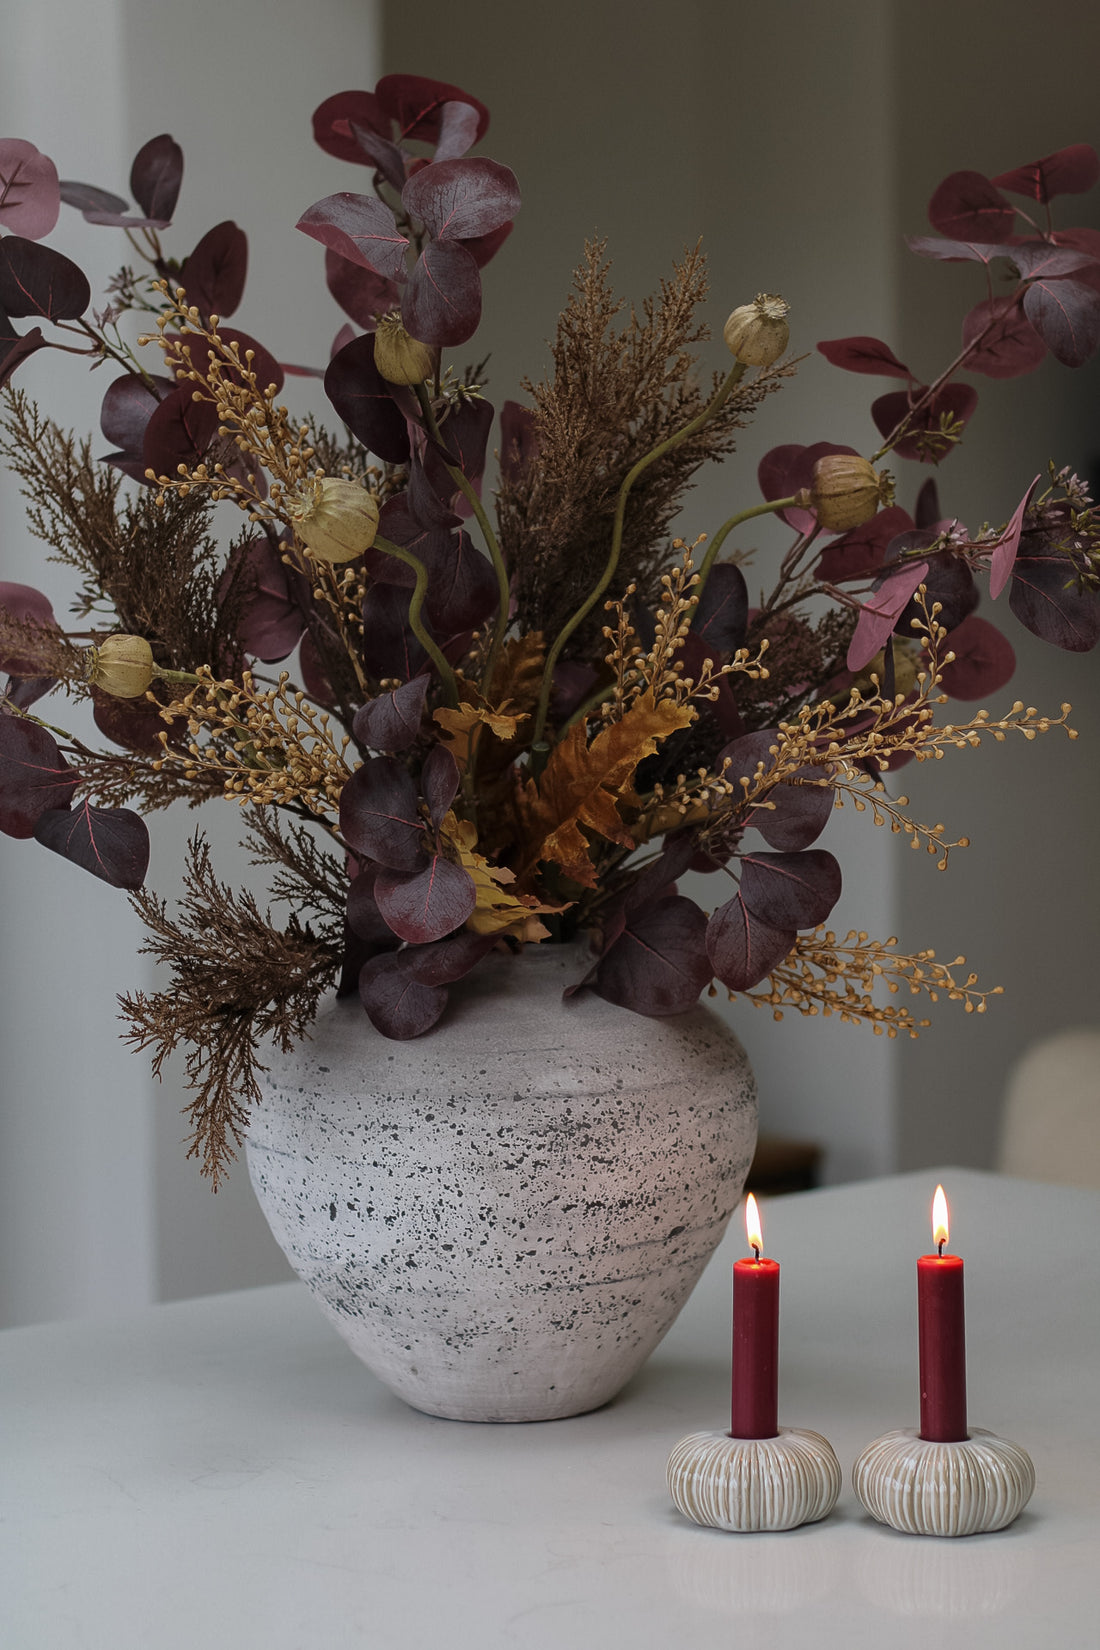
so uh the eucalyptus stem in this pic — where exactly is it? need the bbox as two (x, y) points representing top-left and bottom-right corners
(690, 494), (804, 611)
(414, 383), (511, 692)
(531, 361), (748, 750)
(371, 532), (460, 708)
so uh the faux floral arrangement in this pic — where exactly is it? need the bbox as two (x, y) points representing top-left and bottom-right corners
(1, 75), (1098, 1183)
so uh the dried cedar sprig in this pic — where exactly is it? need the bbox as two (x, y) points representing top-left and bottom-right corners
(120, 834), (342, 1185)
(498, 240), (790, 654)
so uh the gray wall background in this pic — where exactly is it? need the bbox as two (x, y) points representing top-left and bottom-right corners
(1, 0), (1097, 1326)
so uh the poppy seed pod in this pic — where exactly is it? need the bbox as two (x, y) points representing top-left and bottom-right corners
(723, 294), (790, 367)
(810, 455), (893, 532)
(86, 634), (155, 699)
(373, 314), (436, 386)
(290, 477), (380, 564)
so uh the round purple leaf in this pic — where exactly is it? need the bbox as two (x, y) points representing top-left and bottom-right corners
(0, 237), (91, 321)
(936, 615), (1017, 701)
(339, 755), (427, 870)
(33, 801), (150, 889)
(374, 855), (476, 944)
(706, 893), (794, 992)
(594, 895), (711, 1017)
(325, 331), (410, 464)
(402, 239), (482, 347)
(927, 171), (1016, 243)
(402, 157), (521, 242)
(129, 133), (183, 222)
(0, 140), (60, 239)
(359, 951), (449, 1039)
(297, 192), (410, 284)
(0, 716), (78, 838)
(325, 248), (400, 330)
(179, 220), (248, 321)
(740, 849), (842, 931)
(353, 676), (429, 752)
(376, 74), (490, 145)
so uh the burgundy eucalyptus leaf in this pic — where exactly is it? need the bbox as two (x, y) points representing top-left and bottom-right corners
(421, 530), (499, 633)
(914, 479), (942, 529)
(421, 742), (460, 826)
(376, 73), (490, 145)
(691, 563), (748, 652)
(368, 496), (438, 584)
(936, 615), (1017, 700)
(346, 866), (399, 949)
(740, 848), (842, 931)
(402, 157), (521, 242)
(402, 239), (482, 347)
(0, 581), (59, 678)
(905, 235), (1010, 265)
(359, 950), (448, 1039)
(434, 395), (494, 479)
(993, 144), (1100, 203)
(298, 631), (337, 708)
(623, 833), (699, 909)
(594, 896), (711, 1016)
(1022, 276), (1100, 368)
(892, 539), (978, 632)
(352, 675), (429, 752)
(815, 335), (911, 377)
(91, 689), (169, 756)
(706, 893), (794, 993)
(81, 208), (172, 230)
(405, 929), (497, 987)
(0, 237), (91, 321)
(0, 140), (60, 239)
(927, 170), (1016, 243)
(406, 449), (462, 532)
(374, 854), (476, 944)
(348, 121), (408, 192)
(1052, 227), (1100, 259)
(961, 295), (1047, 379)
(361, 582), (429, 681)
(33, 801), (149, 889)
(227, 535), (310, 662)
(1008, 540), (1100, 652)
(179, 220), (248, 320)
(4, 676), (53, 712)
(816, 506), (914, 583)
(130, 134), (183, 222)
(0, 314), (46, 388)
(325, 247), (400, 329)
(847, 559), (931, 671)
(988, 476), (1041, 599)
(99, 372), (175, 478)
(59, 180), (129, 217)
(1007, 243), (1097, 280)
(500, 399), (539, 482)
(0, 716), (77, 838)
(311, 90), (388, 164)
(338, 754), (427, 870)
(758, 441), (858, 532)
(297, 193), (410, 284)
(141, 385), (219, 480)
(431, 101), (484, 163)
(461, 221), (514, 267)
(870, 383), (978, 464)
(324, 331), (410, 464)
(717, 730), (832, 852)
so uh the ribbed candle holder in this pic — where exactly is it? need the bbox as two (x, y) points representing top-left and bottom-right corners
(667, 1427), (842, 1533)
(853, 1426), (1035, 1537)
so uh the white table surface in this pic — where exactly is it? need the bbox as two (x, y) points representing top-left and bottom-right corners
(3, 1168), (1098, 1650)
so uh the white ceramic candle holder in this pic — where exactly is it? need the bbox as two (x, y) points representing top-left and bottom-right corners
(667, 1427), (842, 1533)
(853, 1426), (1035, 1537)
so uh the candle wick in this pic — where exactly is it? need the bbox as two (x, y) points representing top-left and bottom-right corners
(938, 1238), (945, 1257)
(752, 1244), (760, 1261)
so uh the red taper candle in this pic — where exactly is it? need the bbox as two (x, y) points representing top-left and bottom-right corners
(917, 1183), (968, 1442)
(731, 1192), (780, 1440)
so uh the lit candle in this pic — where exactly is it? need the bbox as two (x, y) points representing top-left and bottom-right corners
(917, 1183), (968, 1442)
(730, 1192), (780, 1440)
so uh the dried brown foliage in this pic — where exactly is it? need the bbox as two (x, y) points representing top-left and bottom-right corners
(121, 834), (342, 1185)
(0, 390), (246, 677)
(497, 241), (790, 655)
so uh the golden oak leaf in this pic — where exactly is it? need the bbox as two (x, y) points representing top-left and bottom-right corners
(516, 691), (695, 886)
(486, 632), (546, 717)
(441, 816), (563, 938)
(434, 702), (523, 765)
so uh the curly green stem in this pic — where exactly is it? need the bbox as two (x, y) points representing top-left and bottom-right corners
(690, 494), (804, 612)
(531, 361), (748, 750)
(371, 532), (459, 707)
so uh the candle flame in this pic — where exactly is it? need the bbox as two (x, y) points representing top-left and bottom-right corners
(745, 1192), (763, 1256)
(932, 1183), (949, 1250)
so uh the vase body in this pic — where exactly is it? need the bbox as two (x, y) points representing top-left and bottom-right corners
(246, 945), (757, 1422)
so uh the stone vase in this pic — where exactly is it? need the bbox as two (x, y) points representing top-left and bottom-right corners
(246, 944), (757, 1422)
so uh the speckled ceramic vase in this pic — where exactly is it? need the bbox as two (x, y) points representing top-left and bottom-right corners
(246, 944), (757, 1423)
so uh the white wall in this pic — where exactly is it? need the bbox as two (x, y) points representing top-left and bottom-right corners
(0, 0), (380, 1327)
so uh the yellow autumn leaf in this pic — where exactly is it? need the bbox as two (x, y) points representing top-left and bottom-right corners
(441, 816), (564, 939)
(434, 701), (523, 765)
(515, 690), (695, 887)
